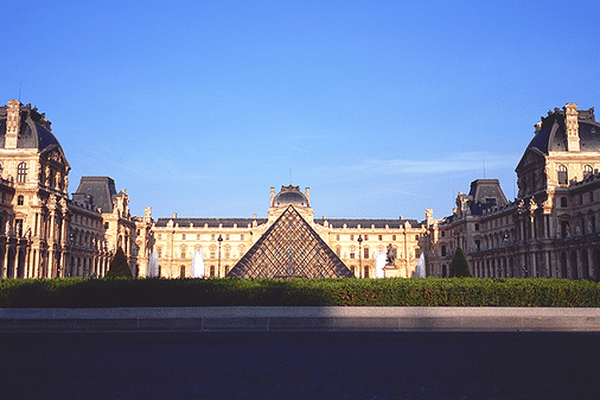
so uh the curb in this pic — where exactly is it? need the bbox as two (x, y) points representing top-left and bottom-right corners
(1, 306), (600, 332)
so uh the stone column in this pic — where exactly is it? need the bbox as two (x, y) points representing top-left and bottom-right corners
(1, 244), (8, 279)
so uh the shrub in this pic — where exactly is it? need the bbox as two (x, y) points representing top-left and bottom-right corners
(106, 247), (132, 278)
(449, 247), (472, 277)
(0, 277), (599, 307)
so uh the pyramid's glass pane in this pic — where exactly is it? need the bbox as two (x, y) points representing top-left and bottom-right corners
(228, 206), (352, 278)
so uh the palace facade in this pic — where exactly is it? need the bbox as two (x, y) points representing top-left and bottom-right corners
(426, 103), (600, 280)
(2, 99), (599, 280)
(150, 185), (427, 278)
(0, 100), (149, 278)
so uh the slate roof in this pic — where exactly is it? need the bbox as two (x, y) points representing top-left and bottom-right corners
(74, 177), (118, 214)
(527, 106), (600, 154)
(467, 179), (508, 216)
(0, 103), (62, 152)
(314, 218), (420, 229)
(154, 217), (268, 228)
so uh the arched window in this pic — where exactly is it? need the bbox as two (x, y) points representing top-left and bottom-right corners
(557, 165), (568, 185)
(180, 265), (185, 278)
(17, 162), (27, 183)
(364, 266), (369, 278)
(210, 265), (215, 277)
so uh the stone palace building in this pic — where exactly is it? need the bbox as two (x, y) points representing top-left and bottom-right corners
(1, 99), (599, 280)
(425, 103), (600, 280)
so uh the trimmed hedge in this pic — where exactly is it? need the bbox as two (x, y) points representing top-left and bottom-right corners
(0, 277), (599, 308)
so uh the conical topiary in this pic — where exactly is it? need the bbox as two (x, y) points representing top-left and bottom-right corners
(106, 247), (133, 278)
(449, 246), (472, 277)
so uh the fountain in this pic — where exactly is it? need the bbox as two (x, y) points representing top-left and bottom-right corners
(416, 253), (426, 278)
(147, 252), (159, 278)
(190, 248), (205, 278)
(375, 251), (386, 278)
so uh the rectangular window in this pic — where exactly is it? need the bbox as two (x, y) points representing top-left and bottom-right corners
(364, 248), (369, 259)
(240, 234), (245, 241)
(415, 249), (421, 259)
(441, 245), (447, 257)
(336, 235), (340, 241)
(182, 234), (186, 240)
(364, 235), (368, 241)
(378, 235), (383, 241)
(350, 235), (354, 241)
(157, 248), (162, 258)
(197, 234), (201, 240)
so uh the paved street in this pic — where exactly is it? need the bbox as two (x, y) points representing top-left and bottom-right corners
(1, 331), (599, 399)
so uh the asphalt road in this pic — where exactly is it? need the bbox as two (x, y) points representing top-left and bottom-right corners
(1, 331), (599, 399)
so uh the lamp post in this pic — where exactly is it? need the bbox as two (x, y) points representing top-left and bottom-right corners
(357, 235), (363, 277)
(217, 234), (223, 277)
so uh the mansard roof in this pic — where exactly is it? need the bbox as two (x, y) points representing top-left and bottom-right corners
(154, 217), (268, 228)
(526, 105), (600, 154)
(74, 176), (118, 213)
(228, 205), (352, 279)
(314, 217), (420, 229)
(466, 179), (508, 216)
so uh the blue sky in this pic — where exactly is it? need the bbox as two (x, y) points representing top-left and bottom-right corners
(2, 1), (599, 221)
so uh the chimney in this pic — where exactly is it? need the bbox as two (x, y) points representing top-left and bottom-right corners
(565, 103), (580, 152)
(305, 187), (310, 205)
(270, 187), (275, 206)
(5, 99), (21, 149)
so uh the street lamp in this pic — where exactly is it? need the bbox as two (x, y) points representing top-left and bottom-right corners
(217, 234), (223, 277)
(357, 235), (363, 277)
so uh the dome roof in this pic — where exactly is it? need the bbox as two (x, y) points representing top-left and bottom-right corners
(272, 185), (310, 207)
(526, 105), (600, 154)
(0, 101), (62, 151)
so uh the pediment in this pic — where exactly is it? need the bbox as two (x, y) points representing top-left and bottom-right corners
(516, 147), (545, 172)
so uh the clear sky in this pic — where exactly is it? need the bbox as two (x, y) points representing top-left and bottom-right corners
(2, 1), (599, 221)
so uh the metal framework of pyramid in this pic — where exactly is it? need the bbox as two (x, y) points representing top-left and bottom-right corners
(228, 205), (353, 279)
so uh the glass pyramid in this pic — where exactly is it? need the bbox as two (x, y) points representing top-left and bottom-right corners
(228, 205), (353, 278)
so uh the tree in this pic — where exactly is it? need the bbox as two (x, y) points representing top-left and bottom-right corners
(106, 247), (133, 278)
(449, 246), (472, 277)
